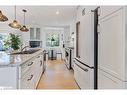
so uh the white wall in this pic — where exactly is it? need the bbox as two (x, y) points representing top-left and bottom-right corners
(0, 23), (22, 47)
(21, 32), (30, 47)
(64, 26), (70, 47)
(69, 16), (76, 48)
(0, 23), (22, 35)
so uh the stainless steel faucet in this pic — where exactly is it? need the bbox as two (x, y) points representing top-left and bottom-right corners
(21, 45), (30, 52)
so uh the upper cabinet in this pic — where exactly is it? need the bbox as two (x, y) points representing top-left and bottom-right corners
(30, 28), (34, 39)
(36, 28), (41, 40)
(30, 27), (41, 40)
(98, 6), (122, 20)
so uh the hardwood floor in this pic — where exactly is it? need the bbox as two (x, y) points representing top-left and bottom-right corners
(37, 60), (79, 89)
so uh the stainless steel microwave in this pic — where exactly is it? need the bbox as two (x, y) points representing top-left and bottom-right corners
(29, 41), (42, 48)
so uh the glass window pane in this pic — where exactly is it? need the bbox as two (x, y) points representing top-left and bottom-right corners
(46, 33), (59, 47)
(36, 28), (40, 40)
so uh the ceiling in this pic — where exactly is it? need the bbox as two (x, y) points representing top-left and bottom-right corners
(0, 6), (77, 27)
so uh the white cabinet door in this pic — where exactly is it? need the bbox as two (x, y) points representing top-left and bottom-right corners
(98, 69), (124, 89)
(30, 27), (41, 40)
(21, 60), (35, 77)
(73, 59), (94, 89)
(30, 28), (35, 39)
(98, 6), (122, 20)
(98, 9), (124, 80)
(0, 67), (17, 89)
(36, 28), (41, 40)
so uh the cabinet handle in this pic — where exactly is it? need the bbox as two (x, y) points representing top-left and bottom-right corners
(27, 75), (33, 81)
(37, 56), (40, 58)
(28, 62), (33, 66)
(84, 68), (88, 72)
(40, 60), (42, 66)
(75, 62), (88, 72)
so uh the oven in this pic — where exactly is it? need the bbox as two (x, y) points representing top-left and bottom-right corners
(65, 47), (72, 70)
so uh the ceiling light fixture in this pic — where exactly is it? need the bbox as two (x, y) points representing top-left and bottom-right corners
(20, 9), (29, 32)
(0, 10), (8, 22)
(9, 6), (21, 29)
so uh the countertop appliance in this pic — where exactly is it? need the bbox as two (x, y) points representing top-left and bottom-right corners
(74, 7), (98, 89)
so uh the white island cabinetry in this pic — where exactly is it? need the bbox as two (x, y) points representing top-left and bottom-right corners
(0, 50), (45, 89)
(19, 52), (44, 89)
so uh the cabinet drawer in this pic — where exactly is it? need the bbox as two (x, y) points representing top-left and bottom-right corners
(36, 54), (43, 61)
(98, 6), (122, 20)
(21, 59), (35, 76)
(20, 69), (35, 89)
(35, 54), (43, 73)
(98, 69), (124, 89)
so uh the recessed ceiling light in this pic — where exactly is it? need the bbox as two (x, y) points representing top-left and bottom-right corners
(56, 11), (59, 15)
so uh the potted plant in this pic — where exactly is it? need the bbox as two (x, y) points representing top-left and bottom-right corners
(4, 33), (21, 52)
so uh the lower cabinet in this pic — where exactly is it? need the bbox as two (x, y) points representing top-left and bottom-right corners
(0, 67), (17, 89)
(19, 52), (44, 89)
(98, 69), (125, 89)
(20, 69), (35, 89)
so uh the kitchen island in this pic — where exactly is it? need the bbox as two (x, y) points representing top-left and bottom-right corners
(0, 49), (45, 89)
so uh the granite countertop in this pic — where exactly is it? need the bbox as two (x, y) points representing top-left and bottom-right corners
(0, 49), (43, 67)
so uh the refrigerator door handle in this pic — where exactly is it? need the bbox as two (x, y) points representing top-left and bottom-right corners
(97, 6), (101, 16)
(74, 62), (88, 72)
(97, 24), (100, 34)
(74, 58), (94, 69)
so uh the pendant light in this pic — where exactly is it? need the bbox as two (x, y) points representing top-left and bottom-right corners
(9, 6), (21, 29)
(0, 10), (8, 22)
(20, 9), (29, 32)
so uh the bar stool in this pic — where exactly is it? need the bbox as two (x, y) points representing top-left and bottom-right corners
(56, 52), (62, 60)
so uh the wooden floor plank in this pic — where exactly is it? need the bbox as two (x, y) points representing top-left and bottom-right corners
(37, 60), (79, 89)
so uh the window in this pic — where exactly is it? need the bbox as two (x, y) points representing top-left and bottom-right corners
(0, 33), (9, 51)
(46, 33), (60, 47)
(44, 27), (64, 47)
